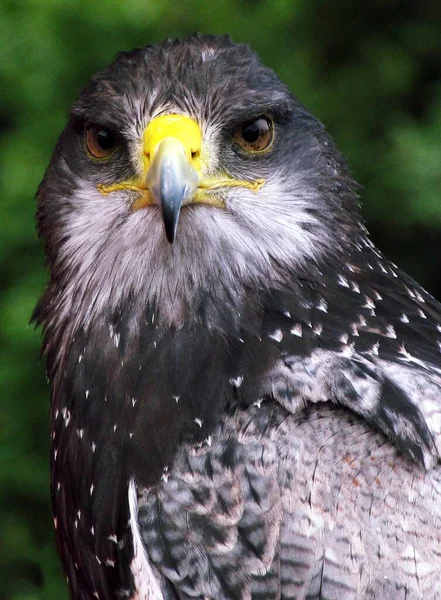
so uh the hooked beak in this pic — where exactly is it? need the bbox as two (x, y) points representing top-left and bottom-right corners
(97, 114), (265, 244)
(143, 116), (201, 243)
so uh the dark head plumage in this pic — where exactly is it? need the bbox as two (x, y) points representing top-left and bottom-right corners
(35, 34), (361, 333)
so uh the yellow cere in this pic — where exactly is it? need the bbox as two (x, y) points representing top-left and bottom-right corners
(143, 114), (202, 173)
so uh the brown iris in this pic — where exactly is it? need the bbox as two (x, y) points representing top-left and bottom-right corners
(85, 125), (117, 159)
(233, 116), (273, 153)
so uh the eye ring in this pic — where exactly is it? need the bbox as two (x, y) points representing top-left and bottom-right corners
(85, 124), (118, 159)
(232, 115), (274, 153)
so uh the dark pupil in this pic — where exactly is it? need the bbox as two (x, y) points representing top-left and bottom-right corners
(96, 129), (114, 150)
(242, 119), (266, 143)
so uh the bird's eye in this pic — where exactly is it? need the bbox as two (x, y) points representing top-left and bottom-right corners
(233, 116), (273, 153)
(85, 125), (118, 159)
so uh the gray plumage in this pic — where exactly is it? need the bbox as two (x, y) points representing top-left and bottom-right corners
(34, 34), (441, 600)
(138, 403), (441, 600)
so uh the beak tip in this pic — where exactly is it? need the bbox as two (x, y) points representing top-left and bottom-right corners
(166, 230), (176, 245)
(163, 218), (177, 244)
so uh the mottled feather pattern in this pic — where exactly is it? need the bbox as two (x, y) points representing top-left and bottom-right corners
(137, 403), (441, 600)
(265, 237), (441, 468)
(47, 236), (441, 598)
(48, 299), (277, 598)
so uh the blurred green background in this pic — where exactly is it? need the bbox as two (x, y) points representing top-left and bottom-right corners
(1, 0), (441, 597)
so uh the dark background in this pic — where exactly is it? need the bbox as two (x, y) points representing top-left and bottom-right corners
(1, 1), (441, 598)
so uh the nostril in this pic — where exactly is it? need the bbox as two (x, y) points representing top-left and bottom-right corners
(191, 149), (200, 160)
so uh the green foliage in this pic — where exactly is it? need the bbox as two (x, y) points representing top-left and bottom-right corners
(1, 1), (440, 597)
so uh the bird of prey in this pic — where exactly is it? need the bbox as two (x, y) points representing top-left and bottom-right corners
(34, 34), (441, 600)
